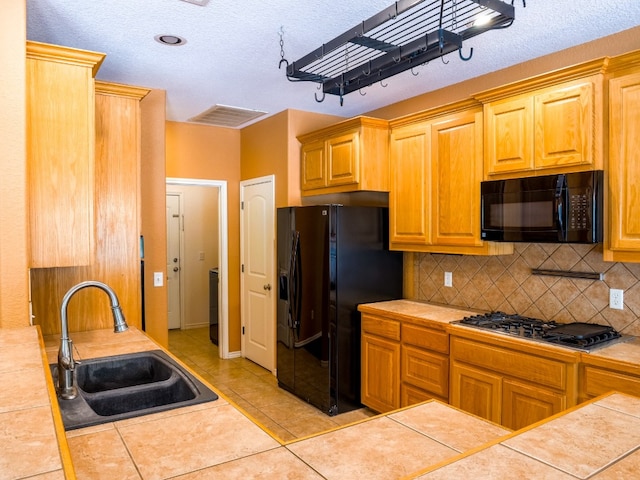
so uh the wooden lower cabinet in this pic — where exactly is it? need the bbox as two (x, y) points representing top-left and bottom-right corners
(449, 334), (577, 430)
(361, 314), (401, 413)
(502, 379), (565, 431)
(401, 345), (448, 402)
(401, 383), (437, 406)
(361, 332), (400, 413)
(360, 310), (453, 413)
(580, 364), (640, 402)
(450, 362), (501, 423)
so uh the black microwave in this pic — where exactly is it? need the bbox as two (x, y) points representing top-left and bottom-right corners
(480, 171), (603, 243)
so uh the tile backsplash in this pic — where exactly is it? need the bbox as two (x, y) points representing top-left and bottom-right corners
(411, 243), (640, 336)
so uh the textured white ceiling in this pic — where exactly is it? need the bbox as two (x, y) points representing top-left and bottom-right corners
(26, 1), (640, 126)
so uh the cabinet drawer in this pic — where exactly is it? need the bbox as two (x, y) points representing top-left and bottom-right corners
(582, 365), (640, 399)
(451, 336), (567, 390)
(401, 383), (443, 407)
(402, 345), (448, 398)
(362, 314), (400, 341)
(403, 323), (448, 353)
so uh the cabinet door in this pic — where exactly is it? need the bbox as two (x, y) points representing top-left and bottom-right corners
(300, 140), (326, 191)
(431, 110), (484, 247)
(484, 96), (534, 176)
(326, 131), (359, 187)
(402, 345), (448, 399)
(534, 81), (594, 169)
(450, 362), (502, 424)
(27, 43), (104, 267)
(605, 71), (640, 261)
(502, 379), (565, 430)
(361, 333), (400, 413)
(389, 123), (430, 247)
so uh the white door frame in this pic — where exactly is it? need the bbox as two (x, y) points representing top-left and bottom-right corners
(166, 177), (230, 359)
(240, 174), (276, 372)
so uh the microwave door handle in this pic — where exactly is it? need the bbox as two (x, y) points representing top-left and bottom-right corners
(555, 175), (567, 241)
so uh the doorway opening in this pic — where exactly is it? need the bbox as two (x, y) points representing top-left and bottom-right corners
(166, 178), (230, 359)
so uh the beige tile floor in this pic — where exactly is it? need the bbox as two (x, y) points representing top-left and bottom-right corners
(168, 327), (376, 442)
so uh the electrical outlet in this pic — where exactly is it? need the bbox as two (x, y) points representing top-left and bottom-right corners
(199, 251), (205, 261)
(444, 271), (453, 288)
(610, 288), (624, 310)
(153, 272), (164, 287)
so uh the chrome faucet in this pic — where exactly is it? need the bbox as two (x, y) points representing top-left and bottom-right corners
(57, 281), (128, 400)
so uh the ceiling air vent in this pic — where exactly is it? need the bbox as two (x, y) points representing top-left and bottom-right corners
(187, 105), (268, 128)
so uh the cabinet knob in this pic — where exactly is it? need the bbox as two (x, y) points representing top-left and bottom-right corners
(263, 284), (272, 291)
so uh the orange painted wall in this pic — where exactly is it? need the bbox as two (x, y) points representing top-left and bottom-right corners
(141, 89), (169, 347)
(0, 1), (29, 328)
(367, 25), (640, 120)
(165, 121), (242, 351)
(240, 109), (344, 207)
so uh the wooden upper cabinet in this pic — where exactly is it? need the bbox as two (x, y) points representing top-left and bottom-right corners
(389, 102), (512, 255)
(431, 109), (484, 248)
(298, 117), (389, 196)
(326, 130), (360, 187)
(604, 51), (640, 262)
(300, 140), (325, 190)
(389, 123), (430, 246)
(477, 58), (606, 179)
(30, 81), (149, 335)
(483, 96), (533, 174)
(534, 80), (597, 169)
(27, 41), (105, 267)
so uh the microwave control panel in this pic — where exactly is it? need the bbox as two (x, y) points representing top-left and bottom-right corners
(569, 191), (591, 230)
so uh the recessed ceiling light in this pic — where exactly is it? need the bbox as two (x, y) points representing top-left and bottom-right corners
(154, 34), (187, 46)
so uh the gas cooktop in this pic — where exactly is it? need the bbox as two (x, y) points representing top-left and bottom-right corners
(452, 312), (629, 352)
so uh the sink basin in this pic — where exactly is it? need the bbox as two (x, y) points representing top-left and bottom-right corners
(51, 350), (218, 430)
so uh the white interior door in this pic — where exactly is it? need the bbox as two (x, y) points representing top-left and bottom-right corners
(240, 176), (275, 372)
(166, 193), (182, 329)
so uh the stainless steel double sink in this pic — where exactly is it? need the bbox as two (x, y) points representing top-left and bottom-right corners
(51, 350), (218, 430)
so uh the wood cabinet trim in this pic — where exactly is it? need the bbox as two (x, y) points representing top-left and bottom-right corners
(297, 116), (388, 143)
(389, 98), (481, 129)
(473, 57), (609, 103)
(95, 80), (150, 100)
(27, 40), (105, 77)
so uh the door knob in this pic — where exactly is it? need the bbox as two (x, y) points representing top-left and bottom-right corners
(263, 284), (272, 291)
(173, 267), (179, 272)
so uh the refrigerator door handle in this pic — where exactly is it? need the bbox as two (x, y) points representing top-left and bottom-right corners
(289, 231), (301, 334)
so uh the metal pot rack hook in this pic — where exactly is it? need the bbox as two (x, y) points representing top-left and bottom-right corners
(363, 61), (372, 76)
(459, 47), (473, 61)
(314, 85), (326, 103)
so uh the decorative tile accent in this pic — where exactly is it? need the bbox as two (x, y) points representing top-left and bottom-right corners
(413, 244), (640, 335)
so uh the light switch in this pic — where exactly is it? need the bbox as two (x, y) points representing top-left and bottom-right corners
(444, 271), (453, 287)
(154, 272), (164, 287)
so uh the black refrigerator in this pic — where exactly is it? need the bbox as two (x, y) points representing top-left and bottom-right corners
(277, 205), (403, 416)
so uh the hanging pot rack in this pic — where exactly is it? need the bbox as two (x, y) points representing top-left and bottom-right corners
(279, 0), (518, 105)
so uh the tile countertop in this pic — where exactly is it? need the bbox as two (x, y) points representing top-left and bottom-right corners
(4, 318), (640, 479)
(358, 299), (477, 325)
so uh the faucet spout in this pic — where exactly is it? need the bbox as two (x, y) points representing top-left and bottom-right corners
(57, 281), (129, 400)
